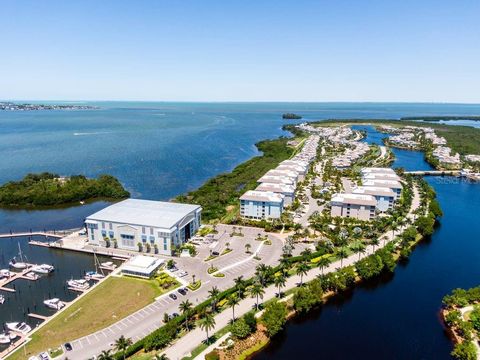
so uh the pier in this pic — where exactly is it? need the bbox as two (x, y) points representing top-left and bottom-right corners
(0, 231), (65, 239)
(0, 265), (39, 293)
(28, 313), (48, 321)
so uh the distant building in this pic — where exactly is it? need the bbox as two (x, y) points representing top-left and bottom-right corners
(352, 186), (396, 212)
(361, 167), (397, 175)
(240, 190), (284, 220)
(85, 199), (202, 255)
(362, 179), (403, 199)
(255, 182), (295, 205)
(330, 193), (377, 221)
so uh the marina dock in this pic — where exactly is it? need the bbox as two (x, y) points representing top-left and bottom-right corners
(0, 265), (39, 293)
(28, 313), (48, 321)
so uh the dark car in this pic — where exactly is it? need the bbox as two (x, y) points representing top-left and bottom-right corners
(178, 288), (187, 296)
(169, 293), (178, 300)
(212, 251), (220, 256)
(64, 342), (73, 351)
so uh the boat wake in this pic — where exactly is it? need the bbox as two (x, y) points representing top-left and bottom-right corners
(73, 131), (112, 136)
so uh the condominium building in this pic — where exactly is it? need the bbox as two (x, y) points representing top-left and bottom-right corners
(257, 174), (296, 186)
(255, 182), (295, 205)
(352, 186), (396, 212)
(239, 191), (284, 220)
(362, 179), (403, 199)
(362, 172), (401, 182)
(330, 193), (377, 221)
(264, 169), (299, 182)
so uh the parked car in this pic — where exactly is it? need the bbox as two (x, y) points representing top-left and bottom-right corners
(64, 343), (73, 351)
(169, 293), (178, 300)
(39, 353), (50, 360)
(178, 288), (187, 296)
(212, 251), (220, 256)
(178, 271), (188, 277)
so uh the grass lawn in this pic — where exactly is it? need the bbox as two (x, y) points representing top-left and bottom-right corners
(9, 276), (175, 360)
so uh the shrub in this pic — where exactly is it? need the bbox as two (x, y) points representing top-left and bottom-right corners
(231, 318), (253, 339)
(261, 300), (287, 337)
(293, 286), (318, 313)
(451, 341), (477, 360)
(205, 350), (220, 360)
(243, 312), (257, 332)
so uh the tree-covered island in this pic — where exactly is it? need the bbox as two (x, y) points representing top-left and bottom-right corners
(0, 172), (130, 208)
(282, 113), (302, 119)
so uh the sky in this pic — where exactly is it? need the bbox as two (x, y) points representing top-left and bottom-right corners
(1, 0), (479, 103)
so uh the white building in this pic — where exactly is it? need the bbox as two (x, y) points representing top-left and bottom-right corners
(361, 167), (397, 175)
(240, 190), (284, 220)
(85, 199), (202, 256)
(264, 169), (299, 182)
(121, 255), (164, 278)
(362, 172), (401, 182)
(257, 174), (296, 186)
(330, 193), (377, 221)
(352, 186), (396, 212)
(362, 179), (403, 199)
(255, 182), (295, 205)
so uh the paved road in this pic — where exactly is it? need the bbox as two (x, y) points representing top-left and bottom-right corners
(163, 185), (421, 359)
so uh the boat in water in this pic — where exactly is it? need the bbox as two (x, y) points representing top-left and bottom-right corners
(6, 322), (32, 334)
(67, 279), (90, 291)
(0, 269), (11, 279)
(31, 264), (55, 274)
(9, 243), (28, 270)
(100, 261), (117, 269)
(23, 272), (40, 281)
(43, 298), (65, 310)
(0, 333), (10, 344)
(0, 294), (5, 305)
(84, 271), (105, 281)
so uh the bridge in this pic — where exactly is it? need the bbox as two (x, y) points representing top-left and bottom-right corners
(405, 170), (461, 176)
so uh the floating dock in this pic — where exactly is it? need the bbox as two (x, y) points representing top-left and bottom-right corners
(28, 313), (48, 321)
(0, 265), (39, 292)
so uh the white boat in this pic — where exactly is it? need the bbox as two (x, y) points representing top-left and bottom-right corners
(9, 243), (28, 270)
(100, 261), (117, 269)
(31, 264), (55, 274)
(67, 279), (90, 291)
(6, 322), (32, 334)
(43, 298), (65, 310)
(0, 269), (11, 279)
(0, 294), (5, 305)
(0, 333), (10, 344)
(23, 272), (40, 281)
(84, 271), (105, 281)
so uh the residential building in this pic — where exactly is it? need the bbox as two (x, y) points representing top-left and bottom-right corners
(330, 193), (377, 221)
(239, 190), (284, 220)
(362, 179), (403, 198)
(362, 172), (401, 182)
(255, 182), (295, 205)
(85, 199), (202, 255)
(257, 174), (296, 186)
(352, 186), (396, 212)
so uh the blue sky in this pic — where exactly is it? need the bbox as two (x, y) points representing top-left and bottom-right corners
(1, 0), (479, 102)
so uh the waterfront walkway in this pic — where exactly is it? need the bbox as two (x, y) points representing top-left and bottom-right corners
(0, 231), (65, 239)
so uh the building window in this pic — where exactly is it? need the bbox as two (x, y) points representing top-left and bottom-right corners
(142, 226), (146, 234)
(150, 228), (154, 235)
(141, 235), (147, 243)
(109, 231), (114, 238)
(109, 223), (113, 230)
(91, 233), (95, 241)
(101, 230), (107, 237)
(149, 236), (155, 244)
(121, 234), (135, 247)
(163, 238), (167, 251)
(102, 222), (105, 229)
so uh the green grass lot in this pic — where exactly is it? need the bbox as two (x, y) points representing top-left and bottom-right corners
(176, 136), (301, 222)
(301, 119), (480, 155)
(9, 276), (176, 360)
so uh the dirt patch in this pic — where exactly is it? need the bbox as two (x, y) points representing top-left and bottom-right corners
(218, 324), (270, 360)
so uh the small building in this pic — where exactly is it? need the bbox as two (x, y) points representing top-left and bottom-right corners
(85, 199), (202, 255)
(330, 193), (377, 221)
(240, 190), (284, 220)
(352, 186), (396, 212)
(255, 182), (295, 205)
(121, 255), (164, 278)
(361, 179), (403, 199)
(257, 174), (296, 186)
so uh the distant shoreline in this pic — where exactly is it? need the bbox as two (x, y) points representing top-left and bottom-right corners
(0, 101), (99, 111)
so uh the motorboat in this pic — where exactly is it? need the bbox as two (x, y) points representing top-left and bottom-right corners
(9, 243), (28, 270)
(67, 279), (90, 291)
(23, 272), (40, 281)
(0, 333), (10, 344)
(0, 269), (11, 279)
(100, 261), (117, 269)
(6, 322), (32, 334)
(0, 294), (5, 305)
(43, 298), (65, 310)
(31, 264), (55, 274)
(84, 271), (105, 281)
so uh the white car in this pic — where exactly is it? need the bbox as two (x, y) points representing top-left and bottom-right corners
(178, 271), (188, 277)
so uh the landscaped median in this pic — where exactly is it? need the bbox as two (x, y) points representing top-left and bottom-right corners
(8, 275), (178, 360)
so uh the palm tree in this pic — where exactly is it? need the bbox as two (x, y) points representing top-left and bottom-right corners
(199, 312), (216, 344)
(98, 350), (114, 360)
(317, 257), (331, 275)
(370, 238), (380, 252)
(208, 286), (220, 312)
(227, 294), (240, 321)
(153, 354), (169, 360)
(250, 282), (265, 309)
(114, 335), (132, 360)
(337, 247), (349, 268)
(255, 263), (269, 286)
(296, 261), (309, 286)
(245, 243), (251, 254)
(300, 248), (312, 260)
(225, 241), (230, 250)
(179, 299), (193, 330)
(274, 274), (286, 297)
(354, 243), (366, 260)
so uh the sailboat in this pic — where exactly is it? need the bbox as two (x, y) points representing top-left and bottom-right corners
(9, 243), (28, 270)
(85, 250), (105, 281)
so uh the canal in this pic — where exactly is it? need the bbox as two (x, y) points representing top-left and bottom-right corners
(253, 126), (480, 359)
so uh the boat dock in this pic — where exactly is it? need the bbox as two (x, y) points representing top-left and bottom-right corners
(28, 313), (48, 321)
(0, 231), (64, 239)
(0, 265), (39, 293)
(28, 240), (131, 260)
